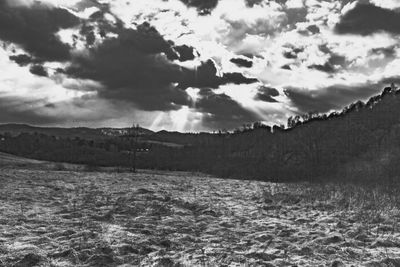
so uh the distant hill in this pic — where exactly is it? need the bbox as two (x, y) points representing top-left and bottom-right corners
(0, 124), (154, 139)
(2, 85), (400, 184)
(0, 124), (207, 148)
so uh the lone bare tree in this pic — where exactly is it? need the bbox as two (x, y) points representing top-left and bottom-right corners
(121, 123), (140, 172)
(130, 124), (140, 172)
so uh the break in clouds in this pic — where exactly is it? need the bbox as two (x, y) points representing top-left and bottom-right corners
(1, 0), (400, 131)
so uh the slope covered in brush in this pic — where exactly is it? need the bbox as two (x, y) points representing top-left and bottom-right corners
(141, 85), (400, 183)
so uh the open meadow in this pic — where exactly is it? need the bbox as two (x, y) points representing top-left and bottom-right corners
(0, 156), (400, 266)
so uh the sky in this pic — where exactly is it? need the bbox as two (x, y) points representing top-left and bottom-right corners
(0, 0), (400, 132)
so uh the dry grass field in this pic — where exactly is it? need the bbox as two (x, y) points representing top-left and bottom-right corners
(0, 154), (399, 266)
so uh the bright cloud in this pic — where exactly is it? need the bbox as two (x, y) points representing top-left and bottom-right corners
(0, 0), (399, 131)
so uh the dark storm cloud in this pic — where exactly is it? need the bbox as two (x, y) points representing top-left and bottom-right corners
(0, 1), (80, 61)
(179, 60), (220, 89)
(65, 22), (258, 111)
(73, 0), (104, 11)
(284, 83), (381, 114)
(370, 46), (397, 58)
(318, 44), (330, 54)
(245, 0), (264, 8)
(328, 54), (347, 67)
(29, 65), (48, 77)
(44, 103), (56, 109)
(335, 3), (400, 35)
(80, 24), (97, 46)
(76, 4), (126, 48)
(380, 76), (400, 85)
(65, 24), (188, 111)
(179, 59), (258, 89)
(230, 57), (253, 68)
(283, 51), (298, 59)
(173, 45), (196, 61)
(306, 25), (320, 34)
(255, 86), (279, 103)
(299, 24), (320, 35)
(179, 0), (218, 15)
(309, 45), (349, 73)
(0, 97), (61, 125)
(308, 62), (335, 73)
(222, 72), (258, 85)
(285, 7), (308, 26)
(9, 54), (38, 66)
(196, 89), (261, 130)
(283, 46), (303, 59)
(319, 45), (348, 69)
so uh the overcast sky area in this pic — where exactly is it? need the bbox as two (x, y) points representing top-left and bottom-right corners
(1, 0), (400, 131)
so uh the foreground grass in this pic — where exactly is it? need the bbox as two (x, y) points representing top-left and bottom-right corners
(0, 168), (399, 267)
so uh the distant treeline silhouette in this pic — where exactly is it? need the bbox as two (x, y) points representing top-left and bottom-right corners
(1, 85), (400, 183)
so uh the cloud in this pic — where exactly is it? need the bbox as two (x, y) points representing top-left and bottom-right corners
(370, 46), (397, 58)
(179, 59), (258, 89)
(0, 96), (62, 125)
(174, 45), (196, 61)
(283, 46), (303, 59)
(308, 62), (335, 73)
(0, 1), (80, 61)
(230, 57), (253, 68)
(208, 1), (288, 56)
(0, 94), (148, 128)
(328, 54), (347, 67)
(2, 0), (400, 132)
(284, 6), (308, 27)
(298, 24), (320, 36)
(64, 21), (258, 111)
(196, 88), (261, 130)
(179, 0), (218, 15)
(29, 65), (48, 77)
(9, 54), (37, 66)
(284, 83), (382, 114)
(380, 76), (400, 85)
(221, 72), (258, 85)
(303, 44), (349, 73)
(65, 25), (189, 111)
(0, 1), (263, 126)
(255, 86), (279, 102)
(221, 9), (287, 40)
(306, 25), (320, 34)
(73, 0), (104, 11)
(335, 3), (400, 35)
(244, 0), (263, 8)
(244, 0), (308, 29)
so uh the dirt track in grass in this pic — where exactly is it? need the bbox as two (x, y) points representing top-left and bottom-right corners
(0, 168), (399, 266)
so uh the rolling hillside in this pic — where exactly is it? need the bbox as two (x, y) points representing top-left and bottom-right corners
(0, 151), (44, 166)
(0, 124), (154, 139)
(2, 85), (400, 183)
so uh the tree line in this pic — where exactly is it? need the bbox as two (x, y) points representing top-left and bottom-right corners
(1, 85), (400, 183)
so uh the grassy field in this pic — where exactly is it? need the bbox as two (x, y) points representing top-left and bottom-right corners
(0, 154), (400, 266)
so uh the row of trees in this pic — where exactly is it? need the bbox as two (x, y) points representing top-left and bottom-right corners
(1, 85), (400, 183)
(140, 85), (400, 183)
(0, 130), (148, 168)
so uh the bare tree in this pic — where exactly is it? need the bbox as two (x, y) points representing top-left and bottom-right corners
(121, 123), (140, 172)
(130, 124), (140, 172)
